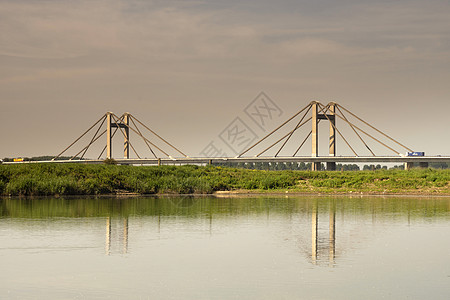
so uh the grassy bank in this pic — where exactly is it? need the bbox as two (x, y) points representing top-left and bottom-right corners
(0, 164), (449, 196)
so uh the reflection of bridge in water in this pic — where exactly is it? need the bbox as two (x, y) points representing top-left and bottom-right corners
(99, 197), (440, 265)
(1, 197), (448, 264)
(105, 217), (129, 256)
(311, 201), (336, 265)
(100, 200), (363, 266)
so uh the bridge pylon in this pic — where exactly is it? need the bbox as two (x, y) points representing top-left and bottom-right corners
(311, 101), (336, 170)
(106, 112), (130, 159)
(238, 101), (414, 170)
(53, 112), (187, 161)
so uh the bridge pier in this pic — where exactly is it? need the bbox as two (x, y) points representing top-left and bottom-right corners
(405, 162), (429, 170)
(419, 162), (429, 168)
(326, 162), (336, 171)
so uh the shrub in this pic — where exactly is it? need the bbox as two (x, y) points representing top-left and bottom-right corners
(103, 158), (117, 165)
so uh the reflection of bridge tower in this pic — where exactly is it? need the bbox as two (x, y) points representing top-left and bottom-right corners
(311, 201), (336, 265)
(105, 217), (129, 255)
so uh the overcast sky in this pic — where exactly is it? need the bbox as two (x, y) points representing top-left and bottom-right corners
(1, 0), (449, 159)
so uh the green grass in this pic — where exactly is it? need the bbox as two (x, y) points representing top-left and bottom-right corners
(0, 164), (449, 196)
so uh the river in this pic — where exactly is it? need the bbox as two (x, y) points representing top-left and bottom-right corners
(0, 196), (449, 299)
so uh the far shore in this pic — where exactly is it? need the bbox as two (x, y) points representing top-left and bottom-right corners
(2, 190), (450, 199)
(213, 190), (450, 197)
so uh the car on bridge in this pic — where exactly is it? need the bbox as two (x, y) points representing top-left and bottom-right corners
(407, 152), (425, 156)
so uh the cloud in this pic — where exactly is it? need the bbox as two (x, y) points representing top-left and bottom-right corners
(0, 0), (449, 158)
(1, 0), (448, 92)
(0, 0), (125, 59)
(1, 67), (106, 84)
(1, 0), (448, 64)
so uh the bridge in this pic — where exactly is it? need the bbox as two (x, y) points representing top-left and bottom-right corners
(5, 101), (450, 170)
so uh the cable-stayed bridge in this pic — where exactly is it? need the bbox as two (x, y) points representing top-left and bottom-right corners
(5, 101), (450, 170)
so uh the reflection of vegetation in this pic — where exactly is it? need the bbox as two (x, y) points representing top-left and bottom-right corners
(0, 164), (449, 196)
(0, 196), (448, 219)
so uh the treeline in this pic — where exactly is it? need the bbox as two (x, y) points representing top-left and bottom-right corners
(429, 162), (449, 169)
(213, 162), (449, 170)
(3, 157), (448, 170)
(213, 162), (360, 171)
(386, 163), (448, 170)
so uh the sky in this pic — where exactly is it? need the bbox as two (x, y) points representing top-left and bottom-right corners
(1, 0), (449, 159)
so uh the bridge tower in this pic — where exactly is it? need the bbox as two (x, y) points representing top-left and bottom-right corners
(311, 102), (336, 171)
(106, 112), (130, 159)
(53, 111), (187, 161)
(123, 113), (130, 159)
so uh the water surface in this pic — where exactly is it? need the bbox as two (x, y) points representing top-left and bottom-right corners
(0, 196), (449, 299)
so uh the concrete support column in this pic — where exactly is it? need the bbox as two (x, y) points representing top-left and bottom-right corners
(327, 103), (336, 171)
(311, 101), (321, 171)
(405, 162), (413, 170)
(123, 113), (130, 159)
(419, 162), (429, 168)
(106, 112), (112, 159)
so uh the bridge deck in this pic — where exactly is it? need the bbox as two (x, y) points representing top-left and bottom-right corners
(4, 156), (450, 165)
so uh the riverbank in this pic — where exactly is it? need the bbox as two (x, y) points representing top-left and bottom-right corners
(1, 164), (449, 196)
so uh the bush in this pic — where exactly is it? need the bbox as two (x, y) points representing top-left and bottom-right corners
(6, 176), (38, 196)
(0, 180), (6, 194)
(103, 158), (117, 165)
